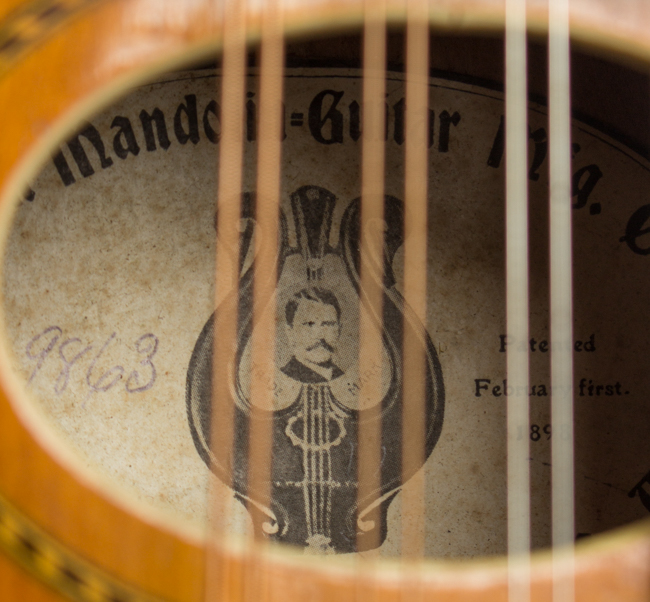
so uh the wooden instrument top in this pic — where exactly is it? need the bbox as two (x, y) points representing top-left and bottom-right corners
(0, 1), (649, 601)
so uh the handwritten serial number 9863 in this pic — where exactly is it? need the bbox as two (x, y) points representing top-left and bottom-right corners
(25, 326), (159, 396)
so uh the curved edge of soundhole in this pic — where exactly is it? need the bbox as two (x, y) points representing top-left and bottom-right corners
(0, 2), (647, 599)
(0, 16), (229, 548)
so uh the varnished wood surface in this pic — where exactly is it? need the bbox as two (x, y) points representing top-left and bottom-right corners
(0, 553), (68, 602)
(0, 0), (649, 600)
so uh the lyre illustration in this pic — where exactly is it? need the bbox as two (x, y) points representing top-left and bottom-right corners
(186, 185), (444, 552)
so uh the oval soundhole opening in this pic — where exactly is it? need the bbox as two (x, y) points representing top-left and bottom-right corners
(1, 32), (649, 559)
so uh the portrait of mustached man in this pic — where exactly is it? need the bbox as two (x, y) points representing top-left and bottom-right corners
(281, 287), (344, 384)
(186, 187), (444, 554)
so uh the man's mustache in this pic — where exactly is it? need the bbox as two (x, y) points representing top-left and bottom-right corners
(306, 339), (335, 352)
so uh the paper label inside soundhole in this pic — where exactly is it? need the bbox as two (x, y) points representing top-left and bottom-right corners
(3, 68), (649, 557)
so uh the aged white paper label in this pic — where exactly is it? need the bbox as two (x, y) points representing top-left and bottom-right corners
(3, 68), (650, 557)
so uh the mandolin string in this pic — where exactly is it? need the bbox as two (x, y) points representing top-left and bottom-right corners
(504, 0), (531, 599)
(357, 0), (387, 563)
(207, 0), (247, 598)
(400, 0), (430, 561)
(246, 0), (284, 597)
(548, 0), (575, 599)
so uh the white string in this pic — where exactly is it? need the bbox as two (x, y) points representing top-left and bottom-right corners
(549, 0), (575, 599)
(505, 0), (530, 600)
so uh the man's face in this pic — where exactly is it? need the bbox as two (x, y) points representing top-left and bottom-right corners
(287, 299), (340, 365)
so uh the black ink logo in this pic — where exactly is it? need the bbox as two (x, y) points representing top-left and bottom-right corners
(186, 186), (444, 553)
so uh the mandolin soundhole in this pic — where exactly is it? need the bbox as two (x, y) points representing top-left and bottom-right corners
(1, 32), (649, 559)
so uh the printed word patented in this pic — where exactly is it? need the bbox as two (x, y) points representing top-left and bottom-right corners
(498, 334), (596, 353)
(26, 326), (158, 396)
